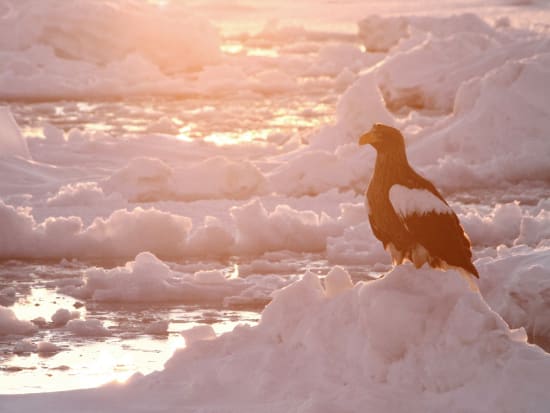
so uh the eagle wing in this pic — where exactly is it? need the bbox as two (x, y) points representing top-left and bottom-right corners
(368, 214), (389, 248)
(388, 178), (478, 277)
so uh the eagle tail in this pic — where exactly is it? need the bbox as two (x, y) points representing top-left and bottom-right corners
(458, 268), (480, 292)
(463, 261), (479, 278)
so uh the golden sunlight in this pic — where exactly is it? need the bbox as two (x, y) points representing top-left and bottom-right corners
(205, 131), (261, 145)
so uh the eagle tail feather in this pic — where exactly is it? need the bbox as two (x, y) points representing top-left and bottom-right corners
(458, 268), (480, 292)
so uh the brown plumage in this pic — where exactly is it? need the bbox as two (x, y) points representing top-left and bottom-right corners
(359, 123), (479, 279)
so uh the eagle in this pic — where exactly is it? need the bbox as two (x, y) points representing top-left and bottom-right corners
(358, 123), (479, 284)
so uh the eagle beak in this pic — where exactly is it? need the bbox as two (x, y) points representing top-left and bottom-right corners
(358, 130), (378, 146)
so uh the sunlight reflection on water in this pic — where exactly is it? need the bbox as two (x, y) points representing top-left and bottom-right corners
(12, 92), (333, 146)
(0, 267), (261, 394)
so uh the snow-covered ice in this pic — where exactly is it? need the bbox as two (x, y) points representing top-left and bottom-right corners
(2, 266), (550, 412)
(0, 0), (549, 410)
(0, 107), (31, 160)
(58, 251), (288, 307)
(65, 319), (111, 337)
(51, 308), (79, 327)
(0, 306), (37, 336)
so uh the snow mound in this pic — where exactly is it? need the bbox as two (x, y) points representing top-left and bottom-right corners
(47, 182), (122, 206)
(415, 52), (550, 188)
(3, 265), (550, 411)
(62, 251), (231, 303)
(307, 13), (550, 193)
(181, 324), (216, 347)
(13, 339), (37, 353)
(230, 199), (341, 254)
(0, 286), (16, 306)
(479, 246), (550, 351)
(358, 14), (409, 52)
(145, 320), (169, 335)
(268, 150), (360, 196)
(36, 341), (61, 354)
(0, 201), (191, 260)
(51, 308), (80, 327)
(0, 198), (357, 261)
(0, 306), (38, 336)
(368, 14), (522, 114)
(358, 13), (494, 54)
(146, 265), (550, 412)
(66, 319), (110, 337)
(460, 202), (524, 246)
(103, 156), (266, 202)
(5, 1), (221, 70)
(0, 0), (220, 99)
(0, 106), (31, 159)
(60, 252), (290, 307)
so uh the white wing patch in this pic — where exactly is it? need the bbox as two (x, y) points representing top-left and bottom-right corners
(389, 184), (452, 218)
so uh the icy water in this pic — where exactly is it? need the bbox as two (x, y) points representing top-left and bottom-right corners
(0, 260), (257, 393)
(0, 253), (378, 393)
(8, 95), (335, 146)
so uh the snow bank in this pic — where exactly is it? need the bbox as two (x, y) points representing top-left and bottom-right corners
(459, 202), (524, 246)
(185, 215), (236, 258)
(0, 1), (220, 71)
(0, 306), (38, 336)
(101, 157), (174, 202)
(140, 265), (550, 412)
(327, 220), (390, 266)
(47, 182), (122, 206)
(414, 52), (550, 188)
(358, 14), (409, 52)
(36, 341), (61, 353)
(145, 320), (169, 335)
(369, 14), (517, 114)
(359, 13), (494, 55)
(230, 200), (341, 254)
(181, 324), (216, 347)
(66, 319), (111, 337)
(3, 190), (548, 267)
(13, 339), (37, 353)
(305, 13), (550, 193)
(51, 308), (80, 327)
(60, 252), (290, 307)
(479, 246), (550, 351)
(103, 156), (266, 202)
(306, 44), (373, 77)
(0, 286), (16, 306)
(13, 338), (59, 354)
(323, 266), (353, 298)
(0, 107), (31, 159)
(0, 0), (220, 99)
(517, 206), (550, 246)
(6, 265), (549, 412)
(0, 201), (191, 260)
(0, 198), (356, 260)
(268, 149), (362, 196)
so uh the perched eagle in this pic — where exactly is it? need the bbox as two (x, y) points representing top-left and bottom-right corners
(358, 123), (479, 282)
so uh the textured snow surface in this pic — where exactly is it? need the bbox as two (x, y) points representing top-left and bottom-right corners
(0, 306), (38, 336)
(0, 107), (31, 160)
(2, 266), (549, 412)
(59, 251), (291, 306)
(0, 0), (220, 99)
(0, 0), (549, 407)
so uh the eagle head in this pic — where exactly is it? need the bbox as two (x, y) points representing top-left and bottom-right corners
(358, 123), (405, 152)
